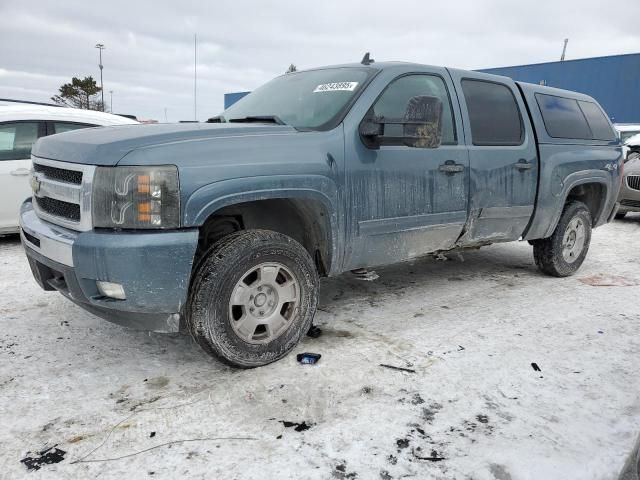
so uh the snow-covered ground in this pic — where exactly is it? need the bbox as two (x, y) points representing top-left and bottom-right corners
(1, 217), (639, 480)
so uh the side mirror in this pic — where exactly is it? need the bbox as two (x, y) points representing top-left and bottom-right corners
(402, 96), (443, 148)
(359, 117), (383, 148)
(359, 117), (383, 137)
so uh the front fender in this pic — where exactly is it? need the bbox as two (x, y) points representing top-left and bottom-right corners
(183, 174), (341, 272)
(184, 174), (337, 225)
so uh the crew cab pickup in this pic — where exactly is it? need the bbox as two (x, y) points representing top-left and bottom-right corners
(20, 59), (622, 367)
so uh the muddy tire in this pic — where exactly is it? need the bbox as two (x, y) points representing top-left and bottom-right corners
(532, 201), (592, 277)
(186, 229), (319, 368)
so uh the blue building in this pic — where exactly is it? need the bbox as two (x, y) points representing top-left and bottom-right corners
(224, 91), (250, 109)
(224, 53), (639, 122)
(478, 53), (639, 123)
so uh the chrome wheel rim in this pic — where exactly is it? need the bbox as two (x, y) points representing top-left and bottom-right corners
(562, 217), (586, 263)
(229, 262), (300, 344)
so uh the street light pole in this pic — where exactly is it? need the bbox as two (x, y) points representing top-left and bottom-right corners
(193, 34), (197, 121)
(560, 38), (569, 62)
(95, 43), (105, 111)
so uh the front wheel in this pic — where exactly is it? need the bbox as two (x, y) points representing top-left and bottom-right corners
(532, 201), (592, 277)
(186, 230), (319, 368)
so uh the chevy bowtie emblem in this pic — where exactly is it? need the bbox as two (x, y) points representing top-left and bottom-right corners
(30, 173), (42, 194)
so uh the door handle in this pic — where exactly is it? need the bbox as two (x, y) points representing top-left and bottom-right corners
(514, 160), (533, 171)
(438, 161), (464, 174)
(10, 168), (30, 176)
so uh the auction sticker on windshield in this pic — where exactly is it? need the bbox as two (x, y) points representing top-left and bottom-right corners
(313, 82), (358, 93)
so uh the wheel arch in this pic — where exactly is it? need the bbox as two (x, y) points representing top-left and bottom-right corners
(549, 176), (609, 237)
(184, 176), (340, 276)
(525, 170), (611, 240)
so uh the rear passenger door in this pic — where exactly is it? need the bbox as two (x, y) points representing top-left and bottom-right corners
(449, 71), (538, 244)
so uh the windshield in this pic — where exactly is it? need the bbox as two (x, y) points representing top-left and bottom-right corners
(222, 67), (375, 130)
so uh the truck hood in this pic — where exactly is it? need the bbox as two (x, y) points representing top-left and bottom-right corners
(31, 123), (297, 166)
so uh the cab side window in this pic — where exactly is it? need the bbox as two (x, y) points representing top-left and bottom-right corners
(535, 94), (591, 140)
(577, 101), (615, 141)
(461, 79), (523, 146)
(0, 122), (43, 161)
(372, 74), (457, 145)
(535, 94), (616, 142)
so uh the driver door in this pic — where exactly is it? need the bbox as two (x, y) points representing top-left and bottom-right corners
(346, 72), (469, 269)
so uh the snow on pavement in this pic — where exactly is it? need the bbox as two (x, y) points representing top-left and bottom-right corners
(0, 217), (639, 479)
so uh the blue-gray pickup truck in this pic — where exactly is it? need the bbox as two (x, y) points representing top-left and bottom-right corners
(20, 58), (622, 367)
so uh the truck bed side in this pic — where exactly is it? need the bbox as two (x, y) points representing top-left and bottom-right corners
(516, 82), (622, 240)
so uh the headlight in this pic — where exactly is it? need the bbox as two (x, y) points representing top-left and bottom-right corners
(93, 165), (180, 229)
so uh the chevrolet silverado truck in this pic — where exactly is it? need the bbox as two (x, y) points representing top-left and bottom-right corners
(20, 58), (622, 367)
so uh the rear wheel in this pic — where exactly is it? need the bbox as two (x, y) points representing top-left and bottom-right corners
(533, 201), (592, 277)
(186, 229), (319, 368)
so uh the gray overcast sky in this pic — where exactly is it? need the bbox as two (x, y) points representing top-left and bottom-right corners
(1, 0), (638, 122)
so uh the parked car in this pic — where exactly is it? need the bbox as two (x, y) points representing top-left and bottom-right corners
(615, 124), (640, 143)
(624, 132), (640, 158)
(19, 60), (622, 367)
(616, 132), (640, 218)
(614, 124), (640, 159)
(0, 104), (137, 233)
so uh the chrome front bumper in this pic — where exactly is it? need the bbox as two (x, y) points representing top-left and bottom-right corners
(19, 200), (77, 266)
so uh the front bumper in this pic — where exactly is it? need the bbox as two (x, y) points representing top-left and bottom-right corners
(618, 181), (640, 213)
(20, 200), (199, 332)
(618, 156), (640, 213)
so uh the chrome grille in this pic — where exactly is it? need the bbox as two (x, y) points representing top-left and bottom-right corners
(31, 157), (95, 231)
(626, 175), (640, 191)
(33, 163), (83, 185)
(36, 197), (81, 221)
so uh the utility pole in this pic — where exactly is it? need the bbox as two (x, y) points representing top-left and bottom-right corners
(109, 90), (113, 112)
(95, 43), (105, 111)
(194, 34), (197, 121)
(560, 38), (569, 62)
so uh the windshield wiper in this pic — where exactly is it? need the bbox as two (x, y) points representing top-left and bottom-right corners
(228, 115), (286, 125)
(206, 115), (226, 123)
